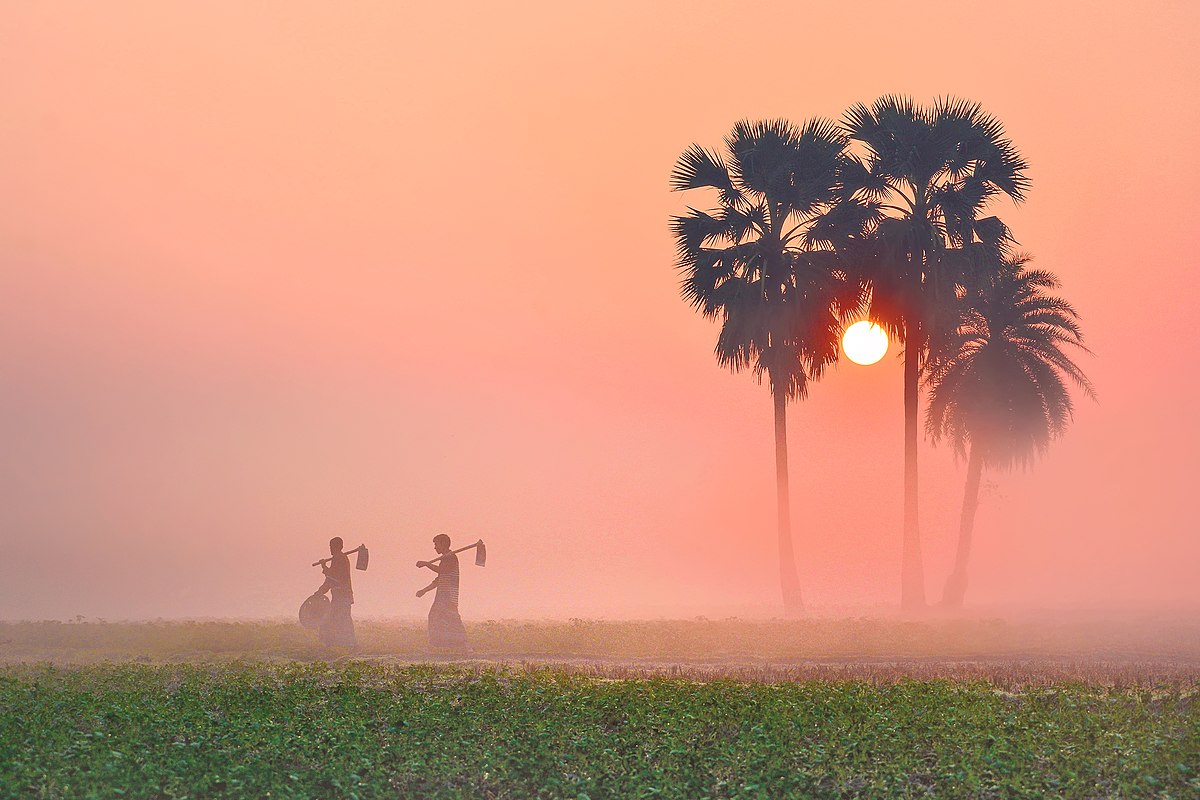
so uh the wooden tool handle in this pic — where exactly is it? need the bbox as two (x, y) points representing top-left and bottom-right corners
(422, 539), (482, 566)
(312, 544), (365, 567)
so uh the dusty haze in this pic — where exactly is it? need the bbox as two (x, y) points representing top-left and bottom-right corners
(2, 2), (1197, 622)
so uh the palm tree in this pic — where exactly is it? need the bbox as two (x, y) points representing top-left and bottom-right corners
(670, 119), (862, 615)
(925, 256), (1095, 608)
(838, 96), (1030, 609)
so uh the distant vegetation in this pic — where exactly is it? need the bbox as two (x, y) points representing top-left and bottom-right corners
(671, 96), (1091, 611)
(3, 618), (1197, 682)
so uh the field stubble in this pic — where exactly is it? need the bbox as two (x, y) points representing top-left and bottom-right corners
(1, 615), (1197, 687)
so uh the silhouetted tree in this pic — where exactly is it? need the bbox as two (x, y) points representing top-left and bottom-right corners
(670, 119), (862, 615)
(925, 257), (1095, 608)
(838, 96), (1030, 609)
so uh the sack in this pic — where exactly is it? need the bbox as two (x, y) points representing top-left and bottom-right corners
(299, 593), (330, 628)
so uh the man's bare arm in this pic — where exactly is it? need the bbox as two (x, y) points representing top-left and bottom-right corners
(315, 570), (346, 596)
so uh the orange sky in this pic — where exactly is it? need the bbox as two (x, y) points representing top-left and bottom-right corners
(1, 1), (1198, 620)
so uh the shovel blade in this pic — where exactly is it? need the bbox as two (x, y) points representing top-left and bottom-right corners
(475, 540), (486, 567)
(355, 547), (369, 571)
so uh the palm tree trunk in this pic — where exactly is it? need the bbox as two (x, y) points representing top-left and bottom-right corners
(942, 444), (984, 609)
(773, 388), (804, 616)
(901, 322), (926, 610)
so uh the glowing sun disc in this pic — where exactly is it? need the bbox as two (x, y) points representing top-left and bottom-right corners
(842, 321), (889, 365)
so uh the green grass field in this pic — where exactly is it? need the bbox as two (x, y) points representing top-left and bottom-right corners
(1, 619), (1196, 798)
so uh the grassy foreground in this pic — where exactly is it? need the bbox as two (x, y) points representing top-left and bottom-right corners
(2, 619), (1196, 798)
(2, 661), (1197, 800)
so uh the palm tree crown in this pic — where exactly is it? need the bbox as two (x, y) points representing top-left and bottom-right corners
(840, 95), (1030, 354)
(671, 118), (861, 397)
(926, 256), (1096, 468)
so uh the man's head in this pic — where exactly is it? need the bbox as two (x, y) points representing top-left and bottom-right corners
(433, 534), (451, 554)
(329, 537), (343, 555)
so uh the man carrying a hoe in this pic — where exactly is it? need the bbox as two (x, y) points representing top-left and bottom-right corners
(416, 534), (471, 653)
(312, 537), (357, 648)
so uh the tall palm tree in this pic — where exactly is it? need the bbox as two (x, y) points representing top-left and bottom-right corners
(839, 96), (1030, 609)
(925, 256), (1095, 608)
(670, 119), (861, 615)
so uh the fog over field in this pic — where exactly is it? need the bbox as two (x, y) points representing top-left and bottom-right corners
(2, 2), (1198, 624)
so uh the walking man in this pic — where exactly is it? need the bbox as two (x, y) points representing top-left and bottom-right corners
(416, 534), (470, 652)
(313, 536), (357, 648)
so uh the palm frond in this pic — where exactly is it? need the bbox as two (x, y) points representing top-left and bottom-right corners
(670, 144), (734, 194)
(671, 208), (730, 264)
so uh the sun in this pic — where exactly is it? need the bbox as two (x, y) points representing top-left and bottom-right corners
(842, 321), (889, 366)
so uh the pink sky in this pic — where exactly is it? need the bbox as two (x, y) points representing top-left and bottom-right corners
(1, 1), (1197, 620)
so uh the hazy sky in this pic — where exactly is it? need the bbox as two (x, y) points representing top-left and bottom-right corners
(2, 1), (1197, 620)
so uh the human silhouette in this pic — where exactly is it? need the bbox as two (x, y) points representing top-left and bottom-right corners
(416, 534), (469, 652)
(312, 536), (357, 647)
